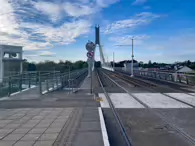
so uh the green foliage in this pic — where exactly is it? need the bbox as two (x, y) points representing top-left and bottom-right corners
(23, 60), (88, 72)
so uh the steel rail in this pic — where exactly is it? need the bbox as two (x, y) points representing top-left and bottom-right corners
(116, 70), (195, 97)
(101, 69), (195, 145)
(103, 69), (195, 108)
(96, 70), (133, 146)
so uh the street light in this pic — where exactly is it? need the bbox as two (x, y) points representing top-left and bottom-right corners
(115, 38), (135, 77)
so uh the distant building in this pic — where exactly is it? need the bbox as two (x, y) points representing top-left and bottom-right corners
(123, 62), (139, 72)
(0, 44), (23, 82)
(176, 66), (193, 73)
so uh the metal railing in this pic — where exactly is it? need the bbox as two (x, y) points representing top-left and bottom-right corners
(133, 70), (195, 85)
(39, 69), (88, 94)
(0, 69), (88, 98)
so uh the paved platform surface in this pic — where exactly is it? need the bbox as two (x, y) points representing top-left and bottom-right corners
(80, 76), (91, 89)
(0, 108), (73, 146)
(0, 107), (104, 146)
(0, 87), (104, 146)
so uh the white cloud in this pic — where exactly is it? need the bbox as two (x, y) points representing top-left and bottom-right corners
(0, 0), (119, 54)
(0, 0), (94, 51)
(63, 2), (96, 17)
(96, 0), (119, 8)
(39, 51), (56, 57)
(132, 0), (147, 5)
(33, 1), (62, 22)
(0, 0), (20, 35)
(109, 35), (150, 45)
(104, 12), (160, 34)
(21, 19), (91, 44)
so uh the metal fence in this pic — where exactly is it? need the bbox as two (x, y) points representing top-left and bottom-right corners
(0, 69), (88, 98)
(0, 71), (61, 98)
(133, 70), (195, 85)
(39, 69), (88, 94)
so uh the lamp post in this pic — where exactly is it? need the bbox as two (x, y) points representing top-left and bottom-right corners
(131, 38), (134, 77)
(113, 52), (115, 71)
(115, 37), (135, 77)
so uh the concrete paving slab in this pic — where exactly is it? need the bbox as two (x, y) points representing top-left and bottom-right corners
(0, 124), (7, 128)
(13, 140), (35, 146)
(21, 124), (36, 128)
(5, 124), (21, 129)
(72, 132), (103, 146)
(0, 120), (12, 124)
(3, 133), (25, 141)
(39, 133), (59, 141)
(0, 129), (14, 134)
(12, 128), (30, 134)
(78, 122), (101, 131)
(33, 141), (54, 146)
(99, 93), (145, 108)
(0, 140), (16, 146)
(165, 93), (195, 106)
(21, 133), (41, 141)
(0, 133), (7, 139)
(35, 123), (50, 128)
(45, 128), (62, 133)
(133, 93), (191, 108)
(28, 128), (47, 134)
(80, 76), (91, 89)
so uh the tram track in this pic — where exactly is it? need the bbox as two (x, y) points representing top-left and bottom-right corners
(116, 70), (195, 96)
(98, 68), (195, 146)
(96, 69), (132, 146)
(103, 69), (195, 108)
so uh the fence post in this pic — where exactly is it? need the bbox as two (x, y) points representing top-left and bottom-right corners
(28, 73), (31, 88)
(186, 76), (189, 84)
(46, 74), (49, 92)
(178, 74), (181, 83)
(36, 72), (39, 85)
(19, 74), (22, 91)
(56, 72), (58, 89)
(52, 72), (55, 90)
(8, 77), (11, 97)
(39, 72), (42, 94)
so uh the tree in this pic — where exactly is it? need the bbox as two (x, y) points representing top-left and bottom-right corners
(28, 63), (36, 71)
(148, 60), (152, 68)
(187, 60), (191, 67)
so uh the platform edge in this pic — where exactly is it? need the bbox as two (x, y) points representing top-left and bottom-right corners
(98, 107), (110, 146)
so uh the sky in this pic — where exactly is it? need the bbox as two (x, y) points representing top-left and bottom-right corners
(0, 0), (195, 63)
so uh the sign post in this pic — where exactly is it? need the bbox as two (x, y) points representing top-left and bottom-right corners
(86, 41), (96, 94)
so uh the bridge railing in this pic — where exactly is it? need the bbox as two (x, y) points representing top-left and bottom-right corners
(133, 70), (195, 85)
(0, 71), (61, 98)
(39, 69), (88, 94)
(0, 69), (88, 98)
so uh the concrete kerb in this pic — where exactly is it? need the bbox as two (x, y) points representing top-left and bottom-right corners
(98, 107), (110, 146)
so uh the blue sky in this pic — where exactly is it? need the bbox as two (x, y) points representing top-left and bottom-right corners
(0, 0), (195, 63)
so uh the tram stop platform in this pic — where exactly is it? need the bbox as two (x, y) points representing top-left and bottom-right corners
(0, 75), (108, 146)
